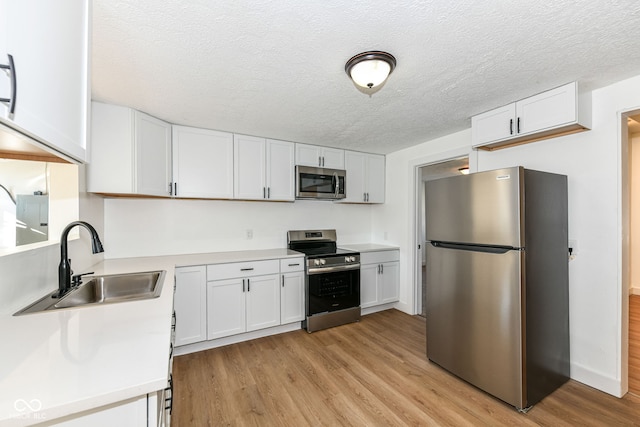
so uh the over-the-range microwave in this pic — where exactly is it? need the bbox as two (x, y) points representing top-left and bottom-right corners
(295, 165), (346, 200)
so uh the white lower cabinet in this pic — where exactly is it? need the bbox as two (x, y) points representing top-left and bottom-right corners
(175, 256), (306, 346)
(206, 259), (282, 340)
(360, 250), (400, 309)
(41, 395), (149, 426)
(207, 274), (280, 339)
(206, 278), (246, 339)
(280, 257), (305, 324)
(174, 266), (207, 346)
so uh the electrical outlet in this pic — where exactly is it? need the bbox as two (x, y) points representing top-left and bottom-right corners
(246, 229), (253, 239)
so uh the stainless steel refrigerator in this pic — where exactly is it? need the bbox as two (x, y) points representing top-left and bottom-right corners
(425, 166), (569, 411)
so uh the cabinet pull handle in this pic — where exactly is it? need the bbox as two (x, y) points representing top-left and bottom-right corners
(240, 267), (254, 271)
(509, 118), (513, 135)
(282, 276), (285, 287)
(242, 279), (246, 292)
(168, 182), (173, 196)
(322, 157), (325, 167)
(267, 187), (270, 199)
(0, 54), (17, 115)
(288, 263), (300, 267)
(174, 182), (177, 196)
(318, 156), (322, 167)
(517, 117), (521, 134)
(263, 187), (266, 198)
(247, 278), (250, 292)
(381, 264), (384, 274)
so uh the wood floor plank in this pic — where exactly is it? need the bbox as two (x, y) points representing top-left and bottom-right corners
(172, 309), (640, 426)
(630, 295), (640, 396)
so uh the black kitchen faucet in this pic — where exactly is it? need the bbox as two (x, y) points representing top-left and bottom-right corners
(53, 221), (104, 298)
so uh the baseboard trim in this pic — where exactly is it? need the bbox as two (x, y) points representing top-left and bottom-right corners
(570, 362), (624, 398)
(174, 322), (302, 356)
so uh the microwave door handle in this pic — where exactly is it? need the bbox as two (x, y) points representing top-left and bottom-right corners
(333, 172), (339, 198)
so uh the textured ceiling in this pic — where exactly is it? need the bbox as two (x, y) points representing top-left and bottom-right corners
(92, 1), (640, 155)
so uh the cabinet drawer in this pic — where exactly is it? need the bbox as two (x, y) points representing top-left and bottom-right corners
(207, 259), (279, 280)
(280, 257), (305, 273)
(360, 250), (400, 265)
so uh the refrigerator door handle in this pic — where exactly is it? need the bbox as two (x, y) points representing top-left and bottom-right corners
(429, 240), (520, 254)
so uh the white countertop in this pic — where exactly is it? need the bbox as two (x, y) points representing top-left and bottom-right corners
(0, 248), (303, 426)
(339, 243), (399, 253)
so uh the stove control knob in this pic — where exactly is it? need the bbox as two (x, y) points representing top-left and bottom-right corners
(345, 256), (350, 263)
(320, 259), (326, 265)
(314, 259), (321, 266)
(350, 256), (356, 262)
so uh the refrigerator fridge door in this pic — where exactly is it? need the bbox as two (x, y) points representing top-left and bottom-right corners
(426, 243), (525, 408)
(425, 167), (524, 248)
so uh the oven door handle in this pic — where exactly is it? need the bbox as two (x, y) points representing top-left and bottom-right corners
(307, 263), (360, 275)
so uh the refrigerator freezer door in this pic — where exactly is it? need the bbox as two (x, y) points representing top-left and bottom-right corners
(426, 243), (525, 408)
(425, 167), (524, 248)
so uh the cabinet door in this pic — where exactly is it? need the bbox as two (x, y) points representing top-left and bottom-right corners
(471, 103), (516, 145)
(173, 126), (233, 199)
(0, 0), (90, 162)
(281, 272), (304, 324)
(366, 154), (385, 203)
(266, 139), (295, 201)
(380, 261), (400, 303)
(343, 151), (366, 203)
(135, 111), (172, 197)
(246, 274), (280, 332)
(174, 266), (207, 346)
(234, 134), (266, 200)
(207, 278), (246, 339)
(46, 395), (148, 426)
(295, 143), (322, 167)
(321, 147), (345, 169)
(360, 263), (379, 308)
(516, 82), (577, 135)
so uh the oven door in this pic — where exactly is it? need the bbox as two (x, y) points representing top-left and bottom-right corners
(296, 166), (346, 200)
(307, 266), (360, 315)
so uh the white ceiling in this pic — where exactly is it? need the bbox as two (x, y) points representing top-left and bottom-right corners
(92, 1), (640, 155)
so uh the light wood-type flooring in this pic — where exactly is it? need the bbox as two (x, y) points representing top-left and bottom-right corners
(631, 294), (640, 396)
(173, 309), (640, 426)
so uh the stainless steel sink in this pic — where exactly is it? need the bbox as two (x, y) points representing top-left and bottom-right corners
(14, 270), (166, 315)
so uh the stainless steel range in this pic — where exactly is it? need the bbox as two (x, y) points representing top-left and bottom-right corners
(287, 229), (361, 332)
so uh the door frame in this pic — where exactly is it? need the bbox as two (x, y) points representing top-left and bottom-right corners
(620, 106), (640, 396)
(410, 148), (474, 316)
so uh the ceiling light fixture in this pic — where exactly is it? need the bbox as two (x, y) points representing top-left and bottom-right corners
(345, 51), (396, 91)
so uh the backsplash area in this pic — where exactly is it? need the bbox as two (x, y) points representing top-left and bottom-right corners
(104, 198), (376, 259)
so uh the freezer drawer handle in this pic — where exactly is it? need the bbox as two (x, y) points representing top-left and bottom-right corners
(0, 54), (16, 115)
(430, 240), (519, 254)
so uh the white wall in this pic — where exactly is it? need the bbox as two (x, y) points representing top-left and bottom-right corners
(103, 198), (374, 258)
(377, 74), (640, 398)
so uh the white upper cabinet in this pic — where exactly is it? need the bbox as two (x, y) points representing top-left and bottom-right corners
(472, 82), (591, 150)
(234, 134), (294, 201)
(89, 102), (172, 197)
(173, 126), (233, 199)
(266, 139), (295, 201)
(295, 143), (345, 169)
(0, 0), (90, 163)
(342, 151), (385, 203)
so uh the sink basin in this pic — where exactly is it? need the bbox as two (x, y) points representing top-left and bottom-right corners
(54, 271), (165, 308)
(14, 270), (166, 315)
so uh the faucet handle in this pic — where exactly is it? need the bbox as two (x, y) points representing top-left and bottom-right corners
(71, 271), (94, 287)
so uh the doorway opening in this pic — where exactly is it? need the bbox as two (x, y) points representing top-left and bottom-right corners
(626, 111), (640, 396)
(416, 157), (469, 317)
